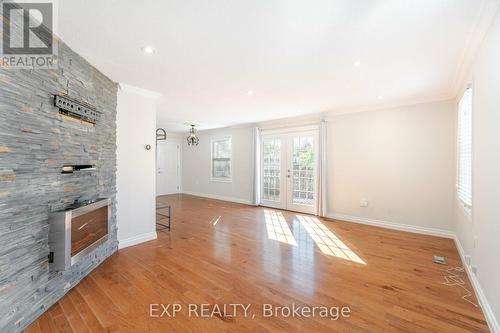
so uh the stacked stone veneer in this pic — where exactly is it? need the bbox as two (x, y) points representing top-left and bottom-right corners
(0, 43), (118, 331)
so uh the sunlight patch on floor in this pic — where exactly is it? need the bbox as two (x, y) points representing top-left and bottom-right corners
(264, 210), (298, 246)
(210, 216), (221, 226)
(296, 215), (366, 264)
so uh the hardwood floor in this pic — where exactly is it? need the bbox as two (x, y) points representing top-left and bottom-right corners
(26, 194), (489, 332)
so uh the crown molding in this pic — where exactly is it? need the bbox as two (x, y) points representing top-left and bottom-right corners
(323, 94), (454, 120)
(196, 122), (257, 134)
(257, 113), (325, 129)
(164, 94), (455, 133)
(119, 83), (163, 99)
(450, 0), (500, 98)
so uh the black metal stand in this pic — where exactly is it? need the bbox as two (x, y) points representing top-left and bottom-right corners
(156, 203), (171, 231)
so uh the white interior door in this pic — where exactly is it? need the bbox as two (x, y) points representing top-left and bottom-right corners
(261, 130), (318, 214)
(156, 140), (180, 196)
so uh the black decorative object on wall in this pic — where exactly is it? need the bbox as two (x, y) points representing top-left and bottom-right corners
(54, 94), (100, 124)
(156, 128), (166, 141)
(186, 124), (199, 146)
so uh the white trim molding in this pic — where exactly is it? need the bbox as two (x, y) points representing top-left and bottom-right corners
(454, 236), (500, 333)
(182, 191), (253, 205)
(118, 231), (158, 249)
(326, 213), (455, 239)
(326, 212), (498, 332)
(260, 124), (320, 135)
(324, 95), (454, 121)
(157, 191), (181, 196)
(119, 83), (163, 99)
(450, 0), (500, 97)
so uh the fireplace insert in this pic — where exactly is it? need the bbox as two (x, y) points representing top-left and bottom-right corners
(48, 198), (111, 271)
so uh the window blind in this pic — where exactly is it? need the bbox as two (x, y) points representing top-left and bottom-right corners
(457, 87), (472, 207)
(211, 137), (232, 179)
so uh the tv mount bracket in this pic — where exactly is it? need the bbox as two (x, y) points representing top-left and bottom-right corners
(54, 95), (100, 124)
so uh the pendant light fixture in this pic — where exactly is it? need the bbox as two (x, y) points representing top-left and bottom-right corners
(186, 124), (199, 146)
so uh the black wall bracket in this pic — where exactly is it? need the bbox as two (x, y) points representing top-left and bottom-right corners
(54, 95), (100, 124)
(156, 128), (167, 141)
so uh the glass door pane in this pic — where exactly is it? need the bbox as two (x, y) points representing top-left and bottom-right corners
(291, 135), (314, 207)
(260, 130), (317, 214)
(262, 138), (282, 203)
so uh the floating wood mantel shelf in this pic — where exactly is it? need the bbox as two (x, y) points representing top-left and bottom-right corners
(61, 164), (96, 174)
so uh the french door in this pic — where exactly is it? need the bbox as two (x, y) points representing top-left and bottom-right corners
(260, 130), (318, 214)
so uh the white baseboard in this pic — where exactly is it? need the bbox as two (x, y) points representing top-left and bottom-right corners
(454, 236), (499, 333)
(118, 231), (157, 249)
(326, 212), (497, 332)
(327, 213), (455, 239)
(182, 191), (253, 205)
(157, 191), (181, 196)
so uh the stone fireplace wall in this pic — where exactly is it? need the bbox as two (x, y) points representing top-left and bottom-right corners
(0, 43), (118, 332)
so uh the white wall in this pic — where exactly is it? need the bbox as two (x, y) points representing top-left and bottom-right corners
(326, 100), (456, 234)
(454, 11), (500, 330)
(116, 85), (158, 248)
(180, 101), (456, 238)
(181, 126), (254, 204)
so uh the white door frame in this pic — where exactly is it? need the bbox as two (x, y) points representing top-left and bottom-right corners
(260, 126), (319, 214)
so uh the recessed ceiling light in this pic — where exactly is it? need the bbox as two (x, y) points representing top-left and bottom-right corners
(377, 95), (383, 100)
(142, 46), (155, 54)
(247, 90), (254, 95)
(353, 61), (361, 67)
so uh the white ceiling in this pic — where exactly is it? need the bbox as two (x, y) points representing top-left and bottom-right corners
(58, 0), (492, 132)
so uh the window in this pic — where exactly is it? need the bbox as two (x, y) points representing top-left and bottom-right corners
(457, 86), (472, 209)
(211, 137), (231, 181)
